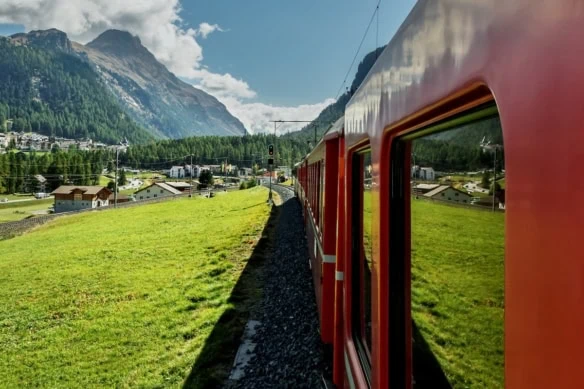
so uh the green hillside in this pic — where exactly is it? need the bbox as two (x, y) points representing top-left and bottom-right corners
(0, 187), (272, 387)
(0, 37), (152, 144)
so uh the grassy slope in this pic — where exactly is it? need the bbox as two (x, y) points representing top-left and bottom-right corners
(0, 187), (271, 388)
(0, 198), (53, 223)
(411, 200), (504, 387)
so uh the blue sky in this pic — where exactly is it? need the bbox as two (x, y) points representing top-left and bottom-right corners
(0, 0), (415, 133)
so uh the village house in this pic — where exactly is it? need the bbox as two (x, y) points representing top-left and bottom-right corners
(32, 174), (47, 193)
(412, 166), (436, 180)
(185, 165), (203, 178)
(413, 183), (440, 195)
(51, 185), (112, 213)
(134, 182), (181, 201)
(169, 166), (185, 178)
(165, 181), (192, 192)
(423, 185), (472, 204)
(238, 167), (253, 177)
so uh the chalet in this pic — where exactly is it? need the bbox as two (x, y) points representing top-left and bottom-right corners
(51, 185), (112, 213)
(134, 182), (181, 201)
(33, 174), (47, 193)
(169, 166), (185, 178)
(423, 185), (472, 204)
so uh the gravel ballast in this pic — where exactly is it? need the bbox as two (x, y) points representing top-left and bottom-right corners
(228, 185), (330, 388)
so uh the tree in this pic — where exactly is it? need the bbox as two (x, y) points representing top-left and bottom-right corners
(489, 181), (501, 196)
(0, 112), (5, 133)
(107, 181), (115, 191)
(198, 170), (214, 189)
(118, 169), (127, 186)
(481, 171), (491, 189)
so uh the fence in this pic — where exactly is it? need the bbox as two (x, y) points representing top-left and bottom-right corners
(0, 187), (239, 240)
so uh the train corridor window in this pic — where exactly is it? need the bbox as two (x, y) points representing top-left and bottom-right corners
(403, 107), (505, 388)
(352, 149), (373, 381)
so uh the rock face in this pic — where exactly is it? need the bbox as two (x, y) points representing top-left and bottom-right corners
(79, 30), (248, 138)
(9, 29), (248, 139)
(10, 29), (73, 53)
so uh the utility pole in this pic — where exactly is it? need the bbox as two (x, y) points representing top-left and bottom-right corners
(480, 137), (502, 212)
(314, 124), (317, 146)
(190, 154), (193, 198)
(492, 147), (497, 212)
(114, 147), (119, 208)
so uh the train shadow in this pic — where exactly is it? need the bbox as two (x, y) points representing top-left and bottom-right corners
(182, 202), (279, 388)
(412, 320), (452, 388)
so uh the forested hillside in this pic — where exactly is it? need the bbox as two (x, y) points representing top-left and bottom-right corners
(0, 37), (153, 144)
(0, 149), (110, 193)
(122, 134), (309, 170)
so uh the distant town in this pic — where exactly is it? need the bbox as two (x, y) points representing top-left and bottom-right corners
(0, 130), (116, 153)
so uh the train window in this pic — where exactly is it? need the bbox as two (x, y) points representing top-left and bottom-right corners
(399, 105), (505, 388)
(352, 148), (373, 381)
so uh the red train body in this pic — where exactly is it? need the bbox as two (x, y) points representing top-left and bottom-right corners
(296, 0), (584, 387)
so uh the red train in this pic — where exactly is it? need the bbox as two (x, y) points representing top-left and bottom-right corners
(295, 0), (584, 388)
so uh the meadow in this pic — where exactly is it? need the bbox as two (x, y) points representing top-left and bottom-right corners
(0, 187), (273, 388)
(411, 199), (504, 387)
(0, 198), (53, 223)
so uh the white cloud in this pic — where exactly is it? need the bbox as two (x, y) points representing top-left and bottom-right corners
(0, 0), (333, 134)
(217, 96), (336, 135)
(191, 69), (257, 100)
(196, 22), (223, 39)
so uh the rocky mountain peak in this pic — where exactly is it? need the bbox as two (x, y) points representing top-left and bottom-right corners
(10, 28), (72, 53)
(87, 29), (151, 59)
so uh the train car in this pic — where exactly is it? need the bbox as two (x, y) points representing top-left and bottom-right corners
(297, 0), (584, 388)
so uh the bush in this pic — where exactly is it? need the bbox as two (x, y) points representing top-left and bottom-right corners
(239, 179), (256, 190)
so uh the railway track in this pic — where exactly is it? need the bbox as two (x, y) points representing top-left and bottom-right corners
(227, 184), (330, 388)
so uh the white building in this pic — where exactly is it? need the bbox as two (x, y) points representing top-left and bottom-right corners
(419, 167), (435, 180)
(134, 182), (181, 201)
(424, 185), (472, 204)
(169, 166), (185, 178)
(185, 165), (203, 178)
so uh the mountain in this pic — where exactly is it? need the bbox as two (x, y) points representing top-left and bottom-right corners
(75, 29), (247, 138)
(0, 28), (247, 143)
(0, 34), (153, 144)
(10, 28), (73, 53)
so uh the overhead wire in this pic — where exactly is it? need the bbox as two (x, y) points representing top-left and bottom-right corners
(333, 0), (382, 101)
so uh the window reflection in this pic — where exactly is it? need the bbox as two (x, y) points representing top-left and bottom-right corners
(410, 114), (505, 388)
(362, 151), (373, 355)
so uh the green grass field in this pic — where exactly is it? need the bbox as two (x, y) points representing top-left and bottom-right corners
(0, 187), (272, 388)
(0, 198), (53, 223)
(411, 199), (504, 387)
(0, 193), (35, 201)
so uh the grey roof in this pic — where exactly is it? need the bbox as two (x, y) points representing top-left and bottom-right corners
(34, 174), (47, 183)
(166, 181), (191, 188)
(51, 185), (110, 195)
(136, 182), (181, 195)
(415, 183), (440, 190)
(424, 185), (470, 198)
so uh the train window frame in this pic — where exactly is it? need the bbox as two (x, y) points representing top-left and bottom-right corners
(389, 101), (503, 388)
(350, 146), (373, 386)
